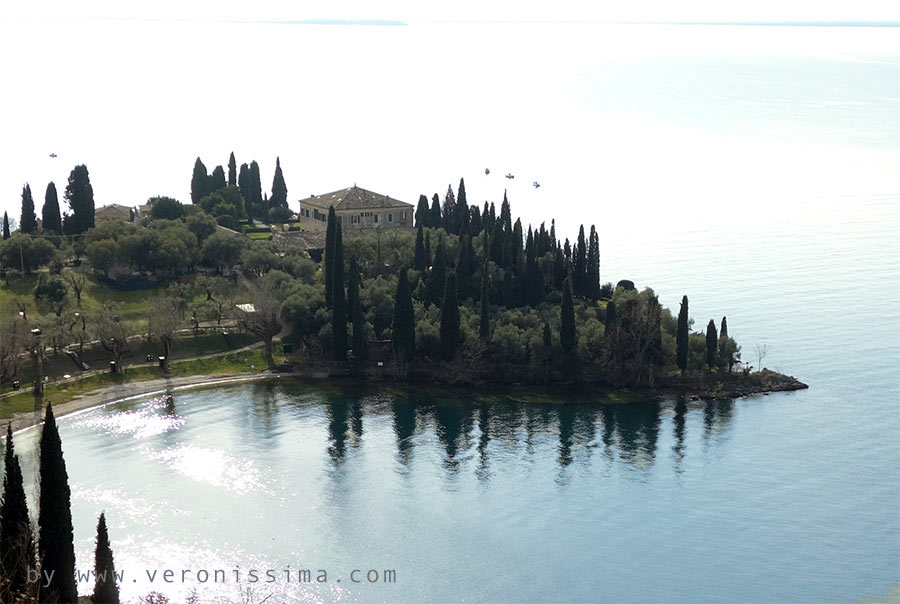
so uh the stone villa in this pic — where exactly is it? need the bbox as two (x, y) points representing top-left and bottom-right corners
(296, 186), (414, 234)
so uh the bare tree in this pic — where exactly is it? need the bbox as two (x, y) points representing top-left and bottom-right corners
(236, 275), (284, 363)
(67, 272), (86, 307)
(94, 302), (132, 372)
(755, 343), (770, 371)
(148, 295), (181, 372)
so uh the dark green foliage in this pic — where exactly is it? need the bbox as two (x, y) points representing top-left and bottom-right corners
(348, 256), (368, 360)
(427, 239), (446, 307)
(717, 316), (739, 372)
(248, 161), (264, 218)
(706, 319), (718, 369)
(228, 152), (237, 187)
(553, 247), (565, 290)
(500, 191), (512, 233)
(561, 278), (576, 357)
(1, 424), (35, 602)
(186, 212), (217, 243)
(325, 206), (336, 307)
(617, 279), (635, 291)
(210, 165), (227, 192)
(38, 403), (78, 603)
(33, 273), (69, 316)
(470, 204), (482, 235)
(392, 266), (416, 361)
(586, 225), (600, 299)
(64, 164), (95, 234)
(525, 227), (544, 305)
(271, 156), (288, 209)
(332, 224), (347, 361)
(0, 233), (56, 274)
(480, 264), (490, 341)
(2, 212), (9, 239)
(489, 221), (504, 266)
(413, 225), (426, 271)
(191, 157), (210, 203)
(268, 206), (292, 223)
(429, 193), (441, 228)
(238, 163), (253, 223)
(440, 272), (460, 359)
(457, 235), (472, 301)
(424, 231), (432, 269)
(605, 299), (617, 332)
(19, 184), (37, 234)
(42, 182), (62, 233)
(573, 225), (586, 296)
(677, 295), (689, 376)
(92, 512), (120, 604)
(456, 178), (469, 234)
(149, 196), (184, 220)
(415, 194), (429, 227)
(442, 185), (456, 233)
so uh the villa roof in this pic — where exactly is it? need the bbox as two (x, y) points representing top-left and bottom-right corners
(299, 186), (412, 211)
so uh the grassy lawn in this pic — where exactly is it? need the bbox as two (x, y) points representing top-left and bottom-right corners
(0, 347), (280, 420)
(247, 232), (273, 240)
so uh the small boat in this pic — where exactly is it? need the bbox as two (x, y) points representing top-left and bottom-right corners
(505, 173), (514, 179)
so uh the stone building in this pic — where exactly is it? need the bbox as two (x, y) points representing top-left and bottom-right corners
(296, 185), (414, 233)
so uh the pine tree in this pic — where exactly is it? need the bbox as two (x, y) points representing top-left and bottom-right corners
(392, 267), (416, 363)
(1, 424), (35, 602)
(2, 212), (9, 239)
(479, 263), (490, 341)
(325, 207), (336, 307)
(427, 240), (446, 308)
(210, 165), (226, 192)
(440, 272), (460, 359)
(92, 512), (120, 604)
(676, 295), (689, 376)
(413, 225), (426, 271)
(191, 157), (209, 203)
(561, 278), (576, 357)
(42, 182), (62, 233)
(332, 224), (347, 361)
(20, 184), (37, 233)
(271, 157), (288, 209)
(228, 152), (237, 187)
(706, 319), (718, 369)
(38, 403), (78, 603)
(415, 194), (429, 227)
(429, 193), (441, 228)
(456, 178), (469, 234)
(65, 164), (95, 235)
(457, 235), (472, 301)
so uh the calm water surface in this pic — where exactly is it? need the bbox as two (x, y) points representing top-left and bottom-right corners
(13, 194), (900, 604)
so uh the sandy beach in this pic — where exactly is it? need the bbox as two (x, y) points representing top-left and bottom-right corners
(6, 372), (274, 434)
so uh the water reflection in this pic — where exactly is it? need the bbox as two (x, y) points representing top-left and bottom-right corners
(245, 384), (737, 475)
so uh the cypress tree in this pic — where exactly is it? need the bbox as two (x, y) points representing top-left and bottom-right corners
(332, 224), (347, 361)
(347, 255), (360, 321)
(457, 235), (472, 301)
(525, 227), (543, 305)
(429, 194), (441, 228)
(550, 219), (557, 248)
(442, 184), (456, 234)
(424, 230), (432, 268)
(676, 295), (689, 376)
(210, 165), (226, 192)
(413, 225), (426, 271)
(415, 194), (429, 227)
(479, 263), (490, 341)
(392, 267), (416, 362)
(1, 424), (35, 602)
(248, 161), (263, 217)
(427, 240), (446, 308)
(489, 221), (504, 266)
(324, 206), (336, 307)
(92, 512), (120, 604)
(456, 178), (469, 235)
(38, 403), (77, 603)
(238, 163), (253, 224)
(587, 225), (600, 299)
(271, 157), (288, 209)
(561, 278), (576, 357)
(500, 191), (512, 234)
(228, 152), (237, 187)
(42, 182), (62, 233)
(552, 247), (565, 290)
(19, 184), (37, 234)
(2, 212), (9, 239)
(718, 316), (734, 372)
(706, 319), (718, 369)
(573, 225), (587, 296)
(440, 272), (460, 359)
(191, 157), (209, 203)
(470, 204), (482, 235)
(481, 201), (491, 233)
(64, 164), (95, 234)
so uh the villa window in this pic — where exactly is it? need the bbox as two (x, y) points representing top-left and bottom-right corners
(388, 213), (393, 222)
(374, 214), (378, 224)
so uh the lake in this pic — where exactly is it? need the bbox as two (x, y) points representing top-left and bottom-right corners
(7, 21), (900, 604)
